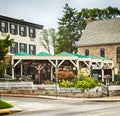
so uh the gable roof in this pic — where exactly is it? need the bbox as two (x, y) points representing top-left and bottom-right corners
(77, 18), (120, 47)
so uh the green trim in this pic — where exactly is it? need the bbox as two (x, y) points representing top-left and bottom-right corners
(36, 52), (53, 56)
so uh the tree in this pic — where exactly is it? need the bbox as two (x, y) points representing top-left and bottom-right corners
(0, 35), (13, 61)
(76, 6), (120, 36)
(40, 28), (57, 54)
(48, 28), (58, 55)
(0, 35), (14, 78)
(56, 3), (80, 54)
(57, 5), (120, 53)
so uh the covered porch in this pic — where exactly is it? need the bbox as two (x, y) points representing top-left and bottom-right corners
(11, 51), (114, 83)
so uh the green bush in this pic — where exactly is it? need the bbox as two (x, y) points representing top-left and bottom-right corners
(0, 99), (13, 109)
(114, 74), (120, 81)
(59, 80), (74, 88)
(75, 77), (97, 92)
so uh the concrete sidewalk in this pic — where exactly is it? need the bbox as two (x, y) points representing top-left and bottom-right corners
(0, 93), (120, 115)
(1, 93), (120, 102)
(38, 95), (120, 102)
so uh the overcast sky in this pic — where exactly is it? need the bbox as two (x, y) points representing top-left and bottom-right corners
(0, 0), (120, 29)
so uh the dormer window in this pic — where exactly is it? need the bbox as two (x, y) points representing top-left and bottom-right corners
(29, 27), (36, 38)
(0, 21), (8, 33)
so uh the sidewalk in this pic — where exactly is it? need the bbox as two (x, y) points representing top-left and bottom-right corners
(1, 93), (120, 102)
(38, 95), (120, 102)
(0, 93), (120, 115)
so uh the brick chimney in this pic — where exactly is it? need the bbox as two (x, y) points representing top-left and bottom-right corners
(86, 18), (91, 24)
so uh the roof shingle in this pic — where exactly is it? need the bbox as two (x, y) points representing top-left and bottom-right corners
(77, 18), (120, 47)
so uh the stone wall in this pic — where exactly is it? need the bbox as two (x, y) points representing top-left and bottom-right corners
(78, 44), (120, 73)
(0, 86), (120, 98)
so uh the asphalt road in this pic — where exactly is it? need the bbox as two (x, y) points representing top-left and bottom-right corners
(2, 96), (120, 116)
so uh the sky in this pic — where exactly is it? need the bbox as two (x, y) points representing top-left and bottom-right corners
(0, 0), (120, 29)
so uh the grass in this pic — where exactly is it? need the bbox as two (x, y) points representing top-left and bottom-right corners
(0, 99), (13, 109)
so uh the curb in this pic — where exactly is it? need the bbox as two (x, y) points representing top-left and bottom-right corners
(87, 99), (120, 102)
(38, 95), (120, 102)
(1, 93), (38, 98)
(0, 109), (12, 115)
(1, 93), (120, 102)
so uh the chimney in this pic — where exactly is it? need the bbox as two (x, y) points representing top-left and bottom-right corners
(86, 18), (91, 24)
(20, 19), (24, 21)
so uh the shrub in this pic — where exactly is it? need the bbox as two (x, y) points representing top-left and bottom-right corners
(57, 70), (76, 81)
(75, 77), (97, 92)
(59, 80), (74, 88)
(114, 74), (120, 81)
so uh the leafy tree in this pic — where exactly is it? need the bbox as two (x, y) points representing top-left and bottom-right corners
(57, 5), (120, 53)
(76, 6), (120, 36)
(48, 28), (58, 55)
(0, 35), (13, 61)
(40, 29), (50, 53)
(0, 35), (14, 77)
(40, 28), (57, 54)
(0, 56), (11, 78)
(57, 3), (80, 54)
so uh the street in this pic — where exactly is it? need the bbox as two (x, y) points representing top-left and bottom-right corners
(2, 96), (120, 116)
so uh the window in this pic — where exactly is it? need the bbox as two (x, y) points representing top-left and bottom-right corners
(19, 25), (27, 36)
(117, 47), (120, 62)
(29, 27), (36, 38)
(100, 48), (105, 57)
(85, 49), (89, 56)
(10, 42), (18, 54)
(10, 23), (18, 35)
(29, 44), (36, 55)
(20, 43), (27, 52)
(0, 21), (8, 33)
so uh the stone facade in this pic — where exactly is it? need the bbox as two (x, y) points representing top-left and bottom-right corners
(78, 44), (120, 74)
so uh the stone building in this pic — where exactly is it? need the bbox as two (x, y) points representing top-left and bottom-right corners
(77, 18), (120, 74)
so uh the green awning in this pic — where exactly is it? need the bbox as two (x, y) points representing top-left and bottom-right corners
(98, 56), (111, 61)
(56, 52), (88, 58)
(56, 52), (75, 56)
(36, 52), (53, 56)
(87, 55), (111, 61)
(87, 55), (99, 59)
(73, 53), (87, 58)
(15, 51), (33, 56)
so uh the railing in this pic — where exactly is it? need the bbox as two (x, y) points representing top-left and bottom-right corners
(0, 82), (33, 88)
(101, 84), (108, 95)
